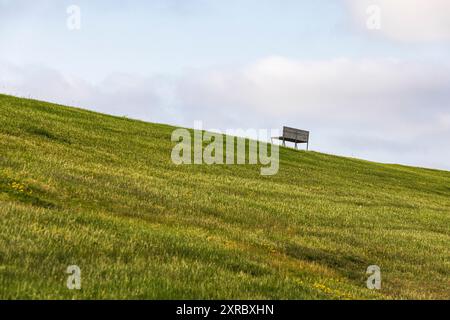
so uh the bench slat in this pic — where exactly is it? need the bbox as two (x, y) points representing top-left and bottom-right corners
(282, 126), (309, 143)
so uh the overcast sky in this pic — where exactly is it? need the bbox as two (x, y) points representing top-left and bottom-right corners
(1, 0), (450, 170)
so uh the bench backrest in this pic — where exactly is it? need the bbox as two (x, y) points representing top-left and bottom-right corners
(283, 126), (309, 143)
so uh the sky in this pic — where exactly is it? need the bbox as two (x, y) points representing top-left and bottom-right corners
(1, 0), (450, 170)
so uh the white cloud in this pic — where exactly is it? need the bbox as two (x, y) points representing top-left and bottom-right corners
(178, 56), (450, 131)
(0, 62), (180, 124)
(345, 0), (450, 42)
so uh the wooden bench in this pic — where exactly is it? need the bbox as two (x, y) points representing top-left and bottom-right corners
(272, 126), (310, 150)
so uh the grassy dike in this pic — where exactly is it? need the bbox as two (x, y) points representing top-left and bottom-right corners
(0, 94), (449, 299)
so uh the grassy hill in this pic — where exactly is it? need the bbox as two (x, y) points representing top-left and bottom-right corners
(0, 94), (449, 299)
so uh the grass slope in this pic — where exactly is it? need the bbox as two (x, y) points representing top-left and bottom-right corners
(0, 94), (449, 300)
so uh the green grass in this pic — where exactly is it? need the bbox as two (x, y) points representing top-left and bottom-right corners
(0, 94), (449, 300)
